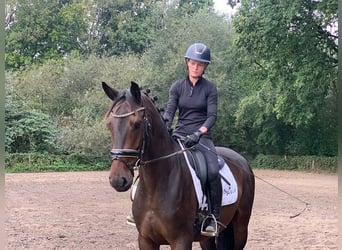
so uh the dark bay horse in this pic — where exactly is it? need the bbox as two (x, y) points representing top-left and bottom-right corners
(102, 81), (255, 250)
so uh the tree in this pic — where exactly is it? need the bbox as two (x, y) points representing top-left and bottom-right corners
(5, 0), (219, 70)
(5, 0), (89, 70)
(177, 0), (214, 15)
(85, 0), (158, 56)
(231, 0), (337, 155)
(136, 4), (243, 149)
(6, 3), (240, 155)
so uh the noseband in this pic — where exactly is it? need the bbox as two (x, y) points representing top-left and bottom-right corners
(109, 106), (148, 172)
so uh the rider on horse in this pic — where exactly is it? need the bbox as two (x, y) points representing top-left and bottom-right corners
(163, 43), (222, 235)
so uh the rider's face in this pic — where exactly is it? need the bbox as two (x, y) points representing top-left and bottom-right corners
(187, 59), (208, 79)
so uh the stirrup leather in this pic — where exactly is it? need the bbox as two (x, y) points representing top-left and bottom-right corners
(200, 214), (218, 237)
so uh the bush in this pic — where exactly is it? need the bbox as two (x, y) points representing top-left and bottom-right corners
(5, 153), (111, 173)
(251, 154), (337, 173)
(5, 110), (59, 153)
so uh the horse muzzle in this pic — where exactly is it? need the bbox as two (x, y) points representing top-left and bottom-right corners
(109, 173), (132, 192)
(108, 158), (135, 192)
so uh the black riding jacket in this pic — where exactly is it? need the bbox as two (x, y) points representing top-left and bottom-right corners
(164, 76), (218, 139)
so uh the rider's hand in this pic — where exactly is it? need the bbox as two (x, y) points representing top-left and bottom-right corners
(162, 116), (173, 134)
(184, 130), (202, 148)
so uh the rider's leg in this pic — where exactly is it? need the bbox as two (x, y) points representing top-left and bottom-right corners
(205, 175), (222, 233)
(198, 138), (221, 234)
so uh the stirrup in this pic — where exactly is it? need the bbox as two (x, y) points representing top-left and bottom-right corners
(200, 214), (218, 237)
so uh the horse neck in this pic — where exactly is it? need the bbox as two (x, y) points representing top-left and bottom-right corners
(142, 129), (177, 172)
(139, 120), (189, 191)
(141, 107), (176, 165)
(138, 127), (197, 210)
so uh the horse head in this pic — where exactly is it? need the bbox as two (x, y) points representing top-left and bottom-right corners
(102, 81), (146, 191)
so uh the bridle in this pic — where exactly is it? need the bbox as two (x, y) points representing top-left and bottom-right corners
(109, 106), (147, 173)
(108, 100), (192, 172)
(110, 107), (145, 118)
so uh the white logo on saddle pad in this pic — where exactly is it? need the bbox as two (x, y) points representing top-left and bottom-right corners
(187, 162), (238, 209)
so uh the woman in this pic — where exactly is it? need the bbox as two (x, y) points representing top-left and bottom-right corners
(163, 43), (222, 235)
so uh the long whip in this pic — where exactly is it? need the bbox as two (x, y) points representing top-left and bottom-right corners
(255, 175), (309, 218)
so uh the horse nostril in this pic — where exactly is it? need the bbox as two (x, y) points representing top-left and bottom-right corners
(122, 177), (127, 187)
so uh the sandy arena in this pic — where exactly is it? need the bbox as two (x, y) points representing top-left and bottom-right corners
(5, 169), (338, 249)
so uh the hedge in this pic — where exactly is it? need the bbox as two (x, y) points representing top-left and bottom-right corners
(5, 153), (110, 173)
(251, 154), (337, 173)
(5, 153), (338, 173)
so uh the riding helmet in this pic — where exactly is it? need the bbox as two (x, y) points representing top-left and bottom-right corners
(184, 43), (211, 63)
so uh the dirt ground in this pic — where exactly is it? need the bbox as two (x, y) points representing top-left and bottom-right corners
(5, 169), (338, 249)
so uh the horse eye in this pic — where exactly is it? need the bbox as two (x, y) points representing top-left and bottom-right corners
(133, 121), (141, 130)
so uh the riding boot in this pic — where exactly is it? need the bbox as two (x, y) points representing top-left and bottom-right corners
(204, 176), (222, 234)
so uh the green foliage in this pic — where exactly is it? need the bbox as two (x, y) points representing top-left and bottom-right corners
(5, 152), (110, 173)
(252, 154), (337, 173)
(177, 0), (214, 15)
(4, 0), (338, 161)
(57, 108), (111, 155)
(5, 110), (58, 153)
(6, 53), (143, 114)
(230, 0), (337, 156)
(87, 0), (154, 56)
(232, 0), (337, 126)
(141, 6), (238, 140)
(136, 5), (243, 149)
(5, 0), (89, 70)
(6, 53), (144, 155)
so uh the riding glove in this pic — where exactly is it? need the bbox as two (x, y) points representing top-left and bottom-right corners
(162, 116), (173, 134)
(184, 130), (202, 148)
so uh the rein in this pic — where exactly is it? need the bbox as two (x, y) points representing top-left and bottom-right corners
(140, 147), (191, 165)
(109, 104), (193, 169)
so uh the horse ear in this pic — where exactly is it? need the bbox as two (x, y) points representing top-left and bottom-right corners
(102, 82), (119, 101)
(130, 81), (141, 104)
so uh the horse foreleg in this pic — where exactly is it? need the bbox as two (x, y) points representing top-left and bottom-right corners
(169, 241), (192, 250)
(138, 235), (159, 250)
(138, 235), (193, 250)
(200, 237), (217, 250)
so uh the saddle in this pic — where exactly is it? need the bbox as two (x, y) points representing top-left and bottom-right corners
(185, 148), (207, 191)
(184, 147), (225, 191)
